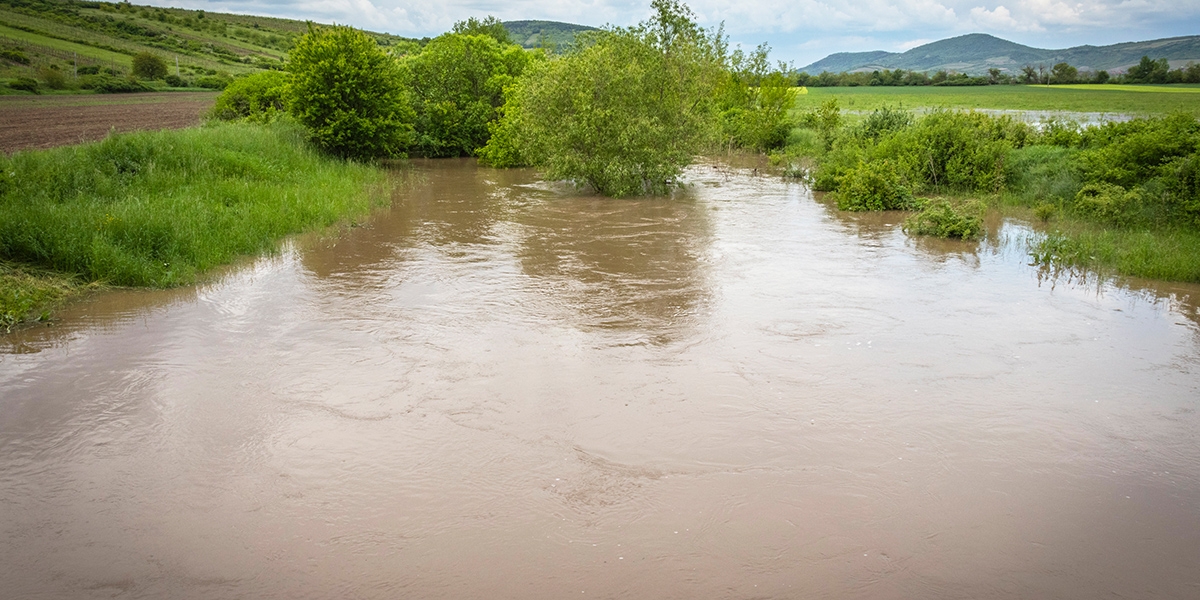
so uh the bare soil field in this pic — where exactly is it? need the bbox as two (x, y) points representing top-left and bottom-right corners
(0, 92), (218, 154)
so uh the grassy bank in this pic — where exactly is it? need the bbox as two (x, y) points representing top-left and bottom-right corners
(0, 120), (389, 328)
(777, 103), (1200, 283)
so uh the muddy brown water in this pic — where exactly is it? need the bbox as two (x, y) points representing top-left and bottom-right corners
(3, 158), (1200, 599)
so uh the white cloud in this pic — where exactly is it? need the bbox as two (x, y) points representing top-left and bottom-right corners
(897, 38), (934, 50)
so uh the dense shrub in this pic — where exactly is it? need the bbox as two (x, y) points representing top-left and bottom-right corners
(195, 74), (232, 90)
(903, 199), (985, 239)
(77, 65), (100, 75)
(131, 52), (168, 80)
(717, 45), (795, 151)
(1072, 183), (1139, 225)
(1004, 145), (1081, 207)
(484, 0), (723, 196)
(1075, 113), (1200, 189)
(835, 159), (916, 211)
(0, 48), (31, 65)
(40, 67), (68, 90)
(400, 31), (534, 157)
(286, 25), (414, 160)
(83, 75), (152, 93)
(8, 77), (40, 93)
(211, 71), (288, 122)
(163, 74), (187, 87)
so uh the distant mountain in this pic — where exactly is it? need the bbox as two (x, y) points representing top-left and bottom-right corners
(801, 33), (1200, 75)
(503, 20), (597, 50)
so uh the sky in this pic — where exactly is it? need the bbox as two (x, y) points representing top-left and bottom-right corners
(139, 0), (1200, 68)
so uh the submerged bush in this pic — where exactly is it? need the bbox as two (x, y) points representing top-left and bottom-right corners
(486, 0), (724, 196)
(903, 199), (986, 239)
(835, 159), (916, 211)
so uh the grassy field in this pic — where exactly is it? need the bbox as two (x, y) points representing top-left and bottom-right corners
(0, 121), (391, 328)
(791, 85), (1200, 116)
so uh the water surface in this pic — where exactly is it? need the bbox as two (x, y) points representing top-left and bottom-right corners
(3, 158), (1199, 599)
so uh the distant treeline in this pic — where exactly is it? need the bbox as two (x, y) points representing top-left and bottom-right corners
(797, 55), (1200, 87)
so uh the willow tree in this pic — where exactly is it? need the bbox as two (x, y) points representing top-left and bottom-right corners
(481, 0), (725, 197)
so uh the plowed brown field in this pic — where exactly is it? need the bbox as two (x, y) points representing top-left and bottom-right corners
(0, 92), (218, 154)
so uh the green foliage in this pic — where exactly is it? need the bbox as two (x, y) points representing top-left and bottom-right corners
(0, 48), (32, 65)
(1031, 228), (1200, 283)
(163, 73), (187, 87)
(1004, 145), (1081, 207)
(211, 70), (288, 122)
(1075, 113), (1200, 188)
(834, 159), (916, 211)
(857, 106), (913, 142)
(0, 122), (387, 288)
(131, 51), (167, 79)
(195, 74), (232, 90)
(286, 25), (414, 160)
(486, 0), (723, 196)
(452, 16), (510, 45)
(1127, 55), (1170, 84)
(903, 199), (985, 239)
(82, 74), (152, 93)
(400, 32), (534, 157)
(1071, 183), (1139, 225)
(1049, 62), (1077, 84)
(9, 77), (40, 93)
(889, 109), (1019, 191)
(717, 43), (795, 151)
(40, 66), (68, 89)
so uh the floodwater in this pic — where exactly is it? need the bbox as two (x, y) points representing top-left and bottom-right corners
(2, 158), (1200, 599)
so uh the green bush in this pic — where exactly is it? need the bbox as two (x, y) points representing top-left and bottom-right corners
(400, 31), (534, 157)
(1075, 113), (1200, 188)
(896, 110), (1015, 191)
(211, 71), (288, 122)
(83, 75), (152, 93)
(835, 159), (916, 211)
(40, 67), (68, 90)
(131, 52), (168, 80)
(903, 199), (985, 239)
(1072, 183), (1140, 225)
(857, 106), (913, 142)
(77, 65), (100, 75)
(195, 74), (232, 90)
(164, 74), (188, 87)
(1161, 154), (1200, 227)
(485, 0), (723, 196)
(0, 48), (31, 65)
(9, 77), (39, 93)
(286, 25), (414, 160)
(1004, 145), (1081, 207)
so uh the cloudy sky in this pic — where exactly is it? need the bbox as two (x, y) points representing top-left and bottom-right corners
(142, 0), (1200, 68)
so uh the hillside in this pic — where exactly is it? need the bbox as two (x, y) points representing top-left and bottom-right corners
(802, 33), (1200, 75)
(0, 0), (416, 88)
(503, 20), (596, 50)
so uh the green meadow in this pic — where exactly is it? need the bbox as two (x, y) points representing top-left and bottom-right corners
(791, 85), (1200, 116)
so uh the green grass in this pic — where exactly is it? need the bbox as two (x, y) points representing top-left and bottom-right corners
(0, 23), (132, 65)
(0, 121), (390, 293)
(0, 260), (88, 331)
(1030, 225), (1200, 282)
(791, 85), (1200, 116)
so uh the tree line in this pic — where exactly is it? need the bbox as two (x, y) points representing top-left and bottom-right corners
(215, 1), (795, 197)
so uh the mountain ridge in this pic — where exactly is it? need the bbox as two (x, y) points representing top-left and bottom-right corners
(801, 33), (1200, 75)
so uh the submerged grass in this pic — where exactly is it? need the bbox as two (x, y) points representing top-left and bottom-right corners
(0, 120), (389, 326)
(1030, 225), (1200, 283)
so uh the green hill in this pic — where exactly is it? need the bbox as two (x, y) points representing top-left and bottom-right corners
(0, 0), (417, 90)
(802, 33), (1200, 75)
(502, 20), (596, 51)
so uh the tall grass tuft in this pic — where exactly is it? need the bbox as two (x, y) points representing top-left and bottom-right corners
(0, 121), (389, 288)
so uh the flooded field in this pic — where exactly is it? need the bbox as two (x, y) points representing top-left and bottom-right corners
(2, 159), (1199, 599)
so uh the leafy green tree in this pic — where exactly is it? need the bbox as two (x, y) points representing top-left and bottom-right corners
(286, 25), (414, 159)
(482, 0), (724, 197)
(1050, 62), (1078, 84)
(452, 16), (510, 45)
(131, 52), (168, 80)
(1127, 55), (1170, 84)
(717, 43), (795, 151)
(400, 31), (534, 157)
